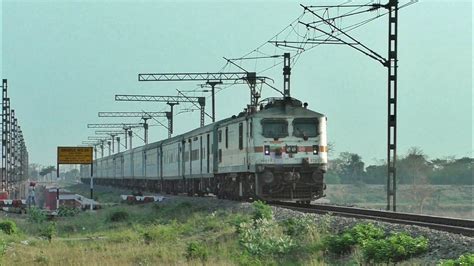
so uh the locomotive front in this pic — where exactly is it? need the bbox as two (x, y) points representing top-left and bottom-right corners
(252, 98), (327, 202)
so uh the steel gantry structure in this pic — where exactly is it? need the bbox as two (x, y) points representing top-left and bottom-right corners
(1, 79), (28, 197)
(87, 123), (143, 150)
(137, 72), (269, 122)
(98, 111), (170, 144)
(114, 95), (205, 138)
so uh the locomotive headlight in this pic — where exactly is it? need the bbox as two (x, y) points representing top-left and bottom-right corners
(313, 145), (319, 155)
(264, 145), (270, 155)
(286, 145), (298, 154)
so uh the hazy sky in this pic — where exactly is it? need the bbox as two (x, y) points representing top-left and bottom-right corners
(1, 0), (472, 166)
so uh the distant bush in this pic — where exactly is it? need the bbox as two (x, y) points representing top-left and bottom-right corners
(0, 220), (17, 235)
(239, 218), (295, 256)
(252, 200), (272, 221)
(57, 206), (80, 217)
(40, 222), (56, 243)
(107, 209), (129, 222)
(108, 229), (140, 243)
(362, 233), (428, 263)
(440, 253), (474, 266)
(177, 201), (192, 209)
(28, 207), (47, 223)
(141, 223), (180, 243)
(185, 241), (209, 262)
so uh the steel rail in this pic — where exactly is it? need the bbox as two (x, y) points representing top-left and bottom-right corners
(269, 201), (474, 237)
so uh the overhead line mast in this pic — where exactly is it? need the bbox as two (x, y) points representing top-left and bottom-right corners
(1, 79), (28, 197)
(267, 1), (403, 211)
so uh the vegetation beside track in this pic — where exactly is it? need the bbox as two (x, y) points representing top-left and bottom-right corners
(0, 183), (470, 265)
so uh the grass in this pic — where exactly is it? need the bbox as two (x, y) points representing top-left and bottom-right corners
(0, 183), (452, 265)
(326, 184), (473, 218)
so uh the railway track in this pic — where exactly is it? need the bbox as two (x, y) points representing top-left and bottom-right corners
(269, 201), (474, 237)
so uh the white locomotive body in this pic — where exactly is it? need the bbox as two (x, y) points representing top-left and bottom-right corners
(81, 97), (328, 201)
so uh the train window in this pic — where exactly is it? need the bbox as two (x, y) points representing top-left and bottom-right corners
(293, 118), (319, 138)
(249, 120), (253, 138)
(191, 149), (199, 161)
(239, 123), (243, 150)
(218, 149), (222, 163)
(225, 127), (228, 149)
(261, 119), (288, 138)
(218, 130), (222, 143)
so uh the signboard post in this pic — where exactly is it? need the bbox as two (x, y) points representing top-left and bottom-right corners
(57, 147), (94, 206)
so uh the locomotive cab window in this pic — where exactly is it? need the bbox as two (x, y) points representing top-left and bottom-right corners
(293, 118), (319, 138)
(261, 119), (288, 138)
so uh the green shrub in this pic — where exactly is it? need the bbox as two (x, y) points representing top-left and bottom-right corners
(324, 223), (428, 262)
(238, 218), (295, 256)
(177, 201), (192, 209)
(325, 223), (383, 254)
(325, 232), (357, 254)
(40, 222), (56, 243)
(231, 214), (251, 233)
(252, 200), (272, 221)
(108, 229), (140, 243)
(57, 206), (80, 217)
(0, 220), (17, 235)
(440, 253), (474, 266)
(185, 241), (209, 262)
(349, 223), (385, 244)
(281, 216), (315, 237)
(28, 207), (47, 223)
(107, 209), (129, 222)
(362, 233), (428, 263)
(141, 224), (179, 243)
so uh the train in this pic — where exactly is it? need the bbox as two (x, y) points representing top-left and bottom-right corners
(80, 97), (328, 202)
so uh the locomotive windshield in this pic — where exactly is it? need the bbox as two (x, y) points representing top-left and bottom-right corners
(261, 119), (288, 138)
(293, 118), (319, 138)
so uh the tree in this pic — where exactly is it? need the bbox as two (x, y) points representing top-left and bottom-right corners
(400, 148), (435, 213)
(64, 168), (80, 180)
(430, 157), (473, 185)
(39, 166), (56, 181)
(364, 164), (386, 184)
(338, 152), (365, 183)
(28, 163), (41, 180)
(397, 147), (433, 184)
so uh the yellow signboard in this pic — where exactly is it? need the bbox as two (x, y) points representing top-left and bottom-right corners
(57, 147), (93, 164)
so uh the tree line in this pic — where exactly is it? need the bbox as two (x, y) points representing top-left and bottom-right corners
(326, 147), (473, 185)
